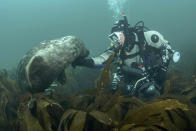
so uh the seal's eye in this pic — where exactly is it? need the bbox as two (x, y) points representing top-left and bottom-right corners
(151, 34), (159, 43)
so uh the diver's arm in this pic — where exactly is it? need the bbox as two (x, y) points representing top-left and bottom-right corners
(72, 31), (124, 68)
(72, 47), (115, 68)
(91, 47), (115, 68)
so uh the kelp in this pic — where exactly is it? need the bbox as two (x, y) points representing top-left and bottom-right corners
(123, 99), (196, 131)
(1, 59), (196, 131)
(86, 54), (115, 111)
(163, 69), (196, 105)
(0, 70), (21, 131)
(57, 99), (196, 131)
(96, 54), (115, 90)
(106, 96), (144, 123)
(18, 93), (64, 131)
(58, 110), (113, 131)
(58, 109), (78, 131)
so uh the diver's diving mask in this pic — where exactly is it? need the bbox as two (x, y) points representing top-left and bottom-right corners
(108, 32), (125, 47)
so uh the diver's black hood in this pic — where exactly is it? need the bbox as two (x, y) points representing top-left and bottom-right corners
(111, 18), (136, 51)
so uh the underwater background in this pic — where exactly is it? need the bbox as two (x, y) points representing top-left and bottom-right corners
(0, 1), (196, 131)
(0, 0), (196, 72)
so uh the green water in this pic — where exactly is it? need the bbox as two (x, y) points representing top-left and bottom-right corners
(0, 0), (196, 71)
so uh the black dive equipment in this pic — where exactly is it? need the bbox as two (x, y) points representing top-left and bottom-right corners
(111, 15), (130, 33)
(109, 15), (163, 98)
(111, 15), (135, 50)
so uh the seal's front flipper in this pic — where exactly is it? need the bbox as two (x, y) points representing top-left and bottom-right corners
(57, 71), (66, 85)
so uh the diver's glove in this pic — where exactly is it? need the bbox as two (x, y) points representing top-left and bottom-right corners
(72, 57), (95, 68)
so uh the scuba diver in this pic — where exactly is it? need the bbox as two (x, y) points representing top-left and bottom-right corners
(72, 15), (180, 99)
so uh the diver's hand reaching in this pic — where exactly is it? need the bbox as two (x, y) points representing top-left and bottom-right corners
(72, 57), (95, 68)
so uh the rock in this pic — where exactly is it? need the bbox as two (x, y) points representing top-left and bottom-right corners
(17, 36), (89, 93)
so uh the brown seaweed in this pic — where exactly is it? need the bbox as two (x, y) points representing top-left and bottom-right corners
(58, 110), (113, 131)
(96, 54), (115, 90)
(18, 93), (64, 131)
(123, 99), (195, 131)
